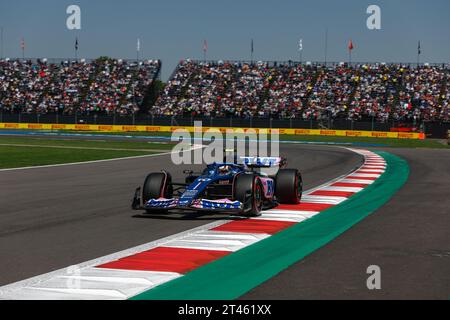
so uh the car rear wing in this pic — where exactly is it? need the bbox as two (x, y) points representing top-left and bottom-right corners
(240, 156), (287, 168)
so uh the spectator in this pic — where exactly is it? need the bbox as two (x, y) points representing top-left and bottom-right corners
(152, 60), (449, 123)
(0, 58), (160, 116)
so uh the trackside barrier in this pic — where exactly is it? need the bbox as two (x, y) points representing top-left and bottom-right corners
(0, 123), (425, 140)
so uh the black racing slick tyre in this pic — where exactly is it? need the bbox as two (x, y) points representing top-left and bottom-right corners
(275, 169), (302, 204)
(142, 172), (173, 213)
(233, 174), (264, 217)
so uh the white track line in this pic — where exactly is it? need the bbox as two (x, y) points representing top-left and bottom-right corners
(301, 195), (348, 205)
(262, 209), (319, 217)
(162, 231), (269, 252)
(320, 186), (364, 193)
(253, 213), (311, 223)
(339, 178), (375, 184)
(355, 170), (385, 174)
(348, 173), (381, 178)
(2, 269), (181, 300)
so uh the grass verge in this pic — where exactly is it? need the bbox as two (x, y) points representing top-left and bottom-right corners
(0, 136), (173, 151)
(0, 136), (173, 169)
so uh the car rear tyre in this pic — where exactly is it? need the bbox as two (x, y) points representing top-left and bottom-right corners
(233, 174), (264, 217)
(275, 169), (302, 204)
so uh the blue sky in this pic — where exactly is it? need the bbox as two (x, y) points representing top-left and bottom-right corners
(0, 0), (449, 80)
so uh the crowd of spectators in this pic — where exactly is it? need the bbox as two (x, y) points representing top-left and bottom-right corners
(1, 58), (448, 123)
(153, 60), (449, 123)
(152, 61), (231, 117)
(152, 60), (275, 118)
(349, 64), (398, 123)
(0, 59), (52, 113)
(307, 65), (356, 120)
(396, 65), (447, 122)
(264, 64), (317, 119)
(0, 58), (160, 115)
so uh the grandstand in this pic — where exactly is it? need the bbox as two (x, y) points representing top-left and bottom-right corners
(153, 60), (449, 124)
(0, 58), (449, 137)
(0, 58), (161, 116)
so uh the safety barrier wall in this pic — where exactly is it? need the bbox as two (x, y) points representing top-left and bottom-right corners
(0, 123), (425, 140)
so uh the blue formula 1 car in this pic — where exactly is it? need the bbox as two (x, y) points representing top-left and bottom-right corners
(131, 156), (302, 217)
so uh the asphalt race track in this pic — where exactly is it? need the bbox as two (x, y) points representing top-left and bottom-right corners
(242, 148), (450, 300)
(1, 143), (448, 299)
(0, 144), (362, 287)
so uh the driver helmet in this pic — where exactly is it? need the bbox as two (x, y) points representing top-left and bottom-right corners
(218, 165), (231, 175)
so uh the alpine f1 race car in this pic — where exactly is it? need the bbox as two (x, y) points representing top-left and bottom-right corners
(131, 155), (302, 217)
